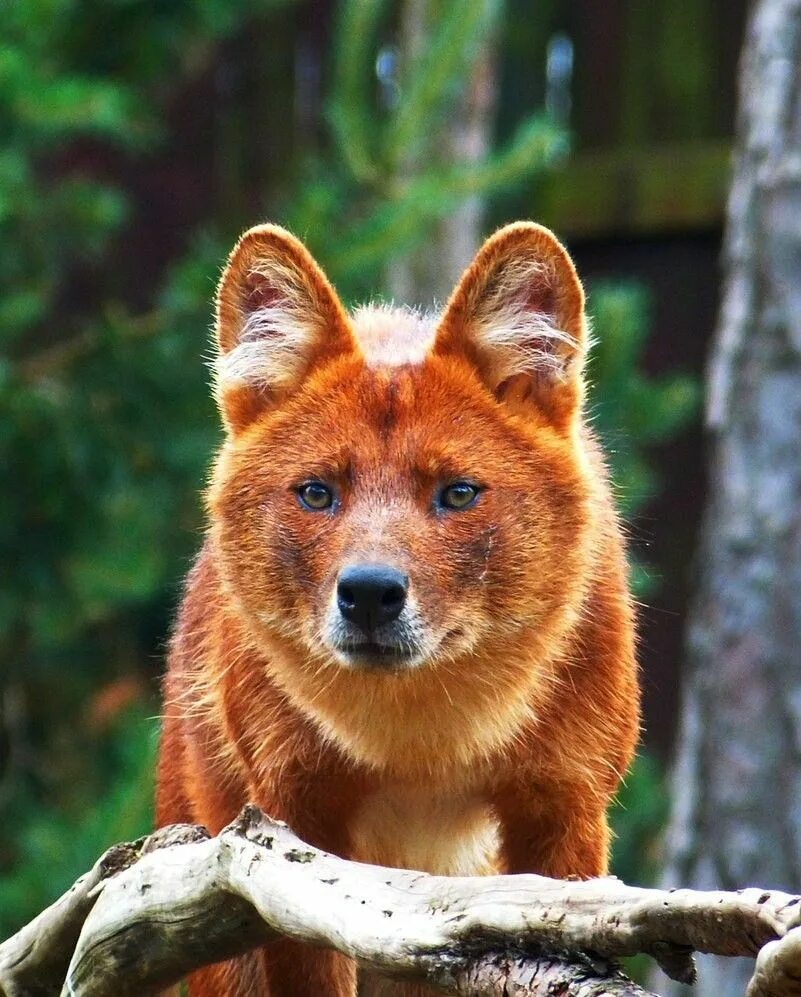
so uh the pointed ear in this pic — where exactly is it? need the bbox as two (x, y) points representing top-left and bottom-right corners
(213, 224), (357, 433)
(432, 222), (587, 428)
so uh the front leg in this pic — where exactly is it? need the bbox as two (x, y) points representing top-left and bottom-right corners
(256, 809), (358, 995)
(186, 761), (364, 995)
(184, 943), (355, 997)
(263, 939), (356, 996)
(494, 782), (611, 878)
(250, 760), (366, 997)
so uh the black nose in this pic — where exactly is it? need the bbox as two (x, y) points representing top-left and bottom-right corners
(337, 564), (408, 633)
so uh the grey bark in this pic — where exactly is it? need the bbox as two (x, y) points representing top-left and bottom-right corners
(661, 1), (801, 994)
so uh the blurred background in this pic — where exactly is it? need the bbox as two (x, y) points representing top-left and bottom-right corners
(0, 0), (751, 950)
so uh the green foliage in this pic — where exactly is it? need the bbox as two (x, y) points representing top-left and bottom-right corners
(295, 0), (566, 299)
(587, 282), (699, 521)
(382, 0), (499, 165)
(586, 282), (699, 595)
(610, 752), (669, 886)
(0, 0), (285, 660)
(0, 0), (695, 941)
(329, 0), (388, 183)
(0, 708), (157, 939)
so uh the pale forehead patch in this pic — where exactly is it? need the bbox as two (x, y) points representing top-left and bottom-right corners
(351, 303), (438, 367)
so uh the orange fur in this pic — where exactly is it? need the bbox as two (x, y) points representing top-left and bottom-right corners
(156, 222), (640, 996)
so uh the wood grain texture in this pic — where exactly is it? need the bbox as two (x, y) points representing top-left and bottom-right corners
(3, 808), (801, 996)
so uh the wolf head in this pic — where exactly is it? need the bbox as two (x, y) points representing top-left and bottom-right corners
(206, 223), (599, 764)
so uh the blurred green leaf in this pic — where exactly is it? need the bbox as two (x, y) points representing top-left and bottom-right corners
(610, 752), (669, 886)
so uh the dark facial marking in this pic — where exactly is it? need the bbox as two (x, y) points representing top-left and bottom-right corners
(377, 375), (399, 437)
(452, 525), (498, 586)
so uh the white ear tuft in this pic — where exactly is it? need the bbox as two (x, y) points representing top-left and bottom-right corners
(433, 222), (586, 426)
(215, 285), (319, 394)
(213, 225), (356, 431)
(469, 255), (582, 385)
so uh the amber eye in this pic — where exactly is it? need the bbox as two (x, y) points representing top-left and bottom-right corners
(297, 481), (335, 511)
(438, 481), (480, 511)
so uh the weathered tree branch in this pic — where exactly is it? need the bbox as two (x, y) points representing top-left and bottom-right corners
(747, 925), (801, 997)
(0, 823), (210, 997)
(2, 806), (801, 997)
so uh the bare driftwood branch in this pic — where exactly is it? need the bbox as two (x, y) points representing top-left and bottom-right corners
(747, 925), (801, 997)
(0, 824), (210, 997)
(2, 806), (801, 997)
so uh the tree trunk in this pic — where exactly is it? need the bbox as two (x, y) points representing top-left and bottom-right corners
(385, 0), (497, 307)
(661, 1), (801, 994)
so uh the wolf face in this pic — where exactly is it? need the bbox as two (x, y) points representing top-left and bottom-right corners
(206, 223), (600, 766)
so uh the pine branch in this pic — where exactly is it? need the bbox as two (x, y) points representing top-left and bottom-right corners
(328, 0), (388, 185)
(332, 115), (564, 280)
(384, 0), (501, 168)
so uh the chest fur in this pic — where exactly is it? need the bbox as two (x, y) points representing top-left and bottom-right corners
(349, 785), (499, 875)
